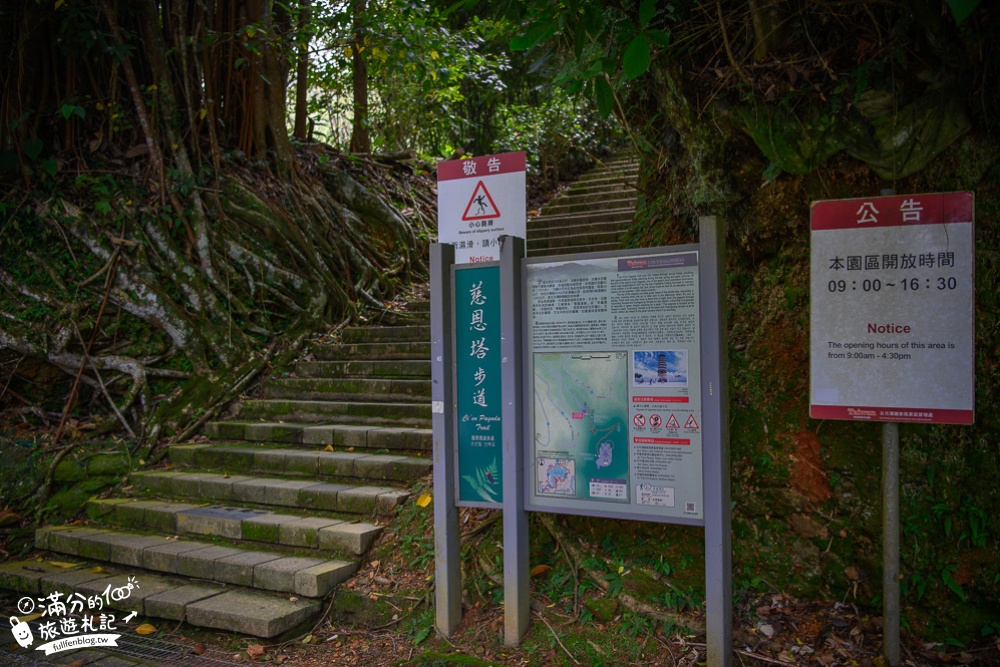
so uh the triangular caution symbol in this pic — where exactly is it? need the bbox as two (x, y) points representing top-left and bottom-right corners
(684, 414), (699, 429)
(664, 413), (680, 428)
(462, 180), (501, 221)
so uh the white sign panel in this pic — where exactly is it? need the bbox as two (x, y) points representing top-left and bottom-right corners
(810, 192), (975, 425)
(437, 152), (526, 264)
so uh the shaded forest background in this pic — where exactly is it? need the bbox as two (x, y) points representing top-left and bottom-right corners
(1, 0), (999, 645)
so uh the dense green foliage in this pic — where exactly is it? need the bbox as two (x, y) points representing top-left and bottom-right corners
(503, 0), (1000, 641)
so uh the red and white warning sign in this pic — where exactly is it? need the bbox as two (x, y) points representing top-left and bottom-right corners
(633, 413), (646, 428)
(462, 181), (500, 221)
(664, 413), (680, 428)
(437, 151), (526, 264)
(684, 414), (699, 429)
(648, 414), (662, 428)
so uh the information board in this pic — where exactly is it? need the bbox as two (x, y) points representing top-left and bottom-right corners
(438, 152), (526, 264)
(524, 248), (704, 523)
(810, 192), (975, 424)
(453, 264), (503, 506)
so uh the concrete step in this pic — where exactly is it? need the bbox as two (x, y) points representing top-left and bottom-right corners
(295, 359), (430, 379)
(238, 399), (431, 426)
(34, 527), (357, 599)
(528, 219), (626, 240)
(546, 187), (637, 206)
(528, 230), (624, 251)
(529, 207), (635, 229)
(131, 471), (409, 516)
(168, 443), (431, 481)
(263, 377), (430, 402)
(204, 422), (431, 451)
(8, 538), (338, 637)
(537, 196), (637, 217)
(85, 498), (382, 557)
(311, 341), (431, 361)
(575, 168), (639, 184)
(527, 242), (621, 258)
(341, 325), (429, 344)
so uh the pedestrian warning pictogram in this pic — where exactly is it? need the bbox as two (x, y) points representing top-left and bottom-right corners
(664, 413), (681, 428)
(684, 414), (699, 429)
(462, 181), (501, 221)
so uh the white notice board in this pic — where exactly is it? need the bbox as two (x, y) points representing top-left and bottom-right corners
(810, 192), (975, 425)
(437, 152), (526, 264)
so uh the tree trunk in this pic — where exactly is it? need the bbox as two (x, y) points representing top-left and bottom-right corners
(293, 0), (311, 141)
(349, 0), (370, 154)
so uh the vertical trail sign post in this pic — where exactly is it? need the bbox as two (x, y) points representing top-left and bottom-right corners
(809, 191), (975, 666)
(432, 153), (526, 636)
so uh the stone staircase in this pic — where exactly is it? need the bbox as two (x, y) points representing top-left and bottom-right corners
(527, 153), (638, 256)
(1, 304), (432, 640)
(1, 154), (635, 648)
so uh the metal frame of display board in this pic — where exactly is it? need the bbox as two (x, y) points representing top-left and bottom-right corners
(431, 218), (731, 666)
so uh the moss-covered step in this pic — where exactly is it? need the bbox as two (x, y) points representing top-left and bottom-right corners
(85, 498), (382, 556)
(294, 359), (431, 379)
(341, 325), (429, 344)
(131, 471), (408, 515)
(168, 443), (431, 482)
(237, 399), (431, 426)
(310, 341), (430, 361)
(262, 377), (430, 402)
(202, 423), (431, 452)
(0, 557), (321, 638)
(33, 526), (356, 599)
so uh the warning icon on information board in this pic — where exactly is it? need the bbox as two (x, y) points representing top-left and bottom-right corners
(684, 414), (699, 429)
(462, 181), (501, 221)
(633, 414), (646, 428)
(664, 413), (680, 428)
(649, 414), (662, 428)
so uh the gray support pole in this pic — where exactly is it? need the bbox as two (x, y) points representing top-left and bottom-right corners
(430, 242), (462, 637)
(883, 421), (900, 666)
(700, 216), (732, 667)
(878, 187), (901, 667)
(500, 235), (530, 646)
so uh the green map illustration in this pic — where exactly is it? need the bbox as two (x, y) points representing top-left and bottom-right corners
(533, 351), (629, 500)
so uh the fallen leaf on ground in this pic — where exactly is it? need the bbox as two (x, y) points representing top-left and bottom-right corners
(530, 564), (552, 577)
(191, 642), (206, 655)
(135, 623), (157, 635)
(416, 492), (432, 507)
(247, 644), (265, 658)
(48, 561), (80, 569)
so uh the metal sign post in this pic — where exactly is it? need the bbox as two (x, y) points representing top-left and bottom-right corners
(700, 216), (732, 667)
(809, 191), (975, 667)
(500, 236), (530, 645)
(430, 242), (461, 636)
